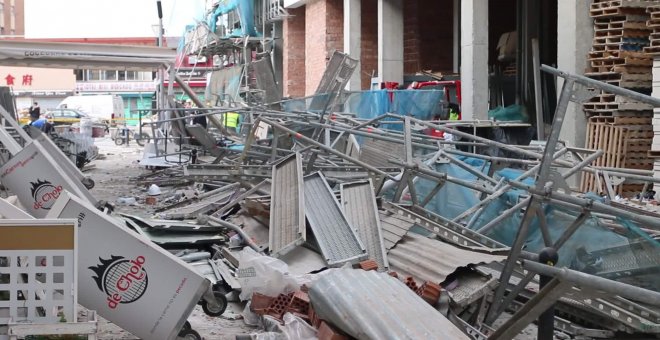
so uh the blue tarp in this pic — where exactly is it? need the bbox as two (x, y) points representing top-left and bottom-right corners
(414, 158), (659, 289)
(208, 0), (258, 37)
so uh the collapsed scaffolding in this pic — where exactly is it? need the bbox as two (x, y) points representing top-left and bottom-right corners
(127, 58), (660, 339)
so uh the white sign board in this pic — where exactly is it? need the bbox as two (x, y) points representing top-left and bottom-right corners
(47, 192), (209, 340)
(0, 142), (89, 218)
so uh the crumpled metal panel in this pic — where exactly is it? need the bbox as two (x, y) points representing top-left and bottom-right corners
(359, 137), (404, 168)
(252, 57), (282, 104)
(310, 51), (358, 111)
(303, 172), (367, 266)
(379, 209), (416, 250)
(388, 233), (506, 285)
(269, 153), (305, 257)
(340, 180), (389, 270)
(309, 269), (469, 340)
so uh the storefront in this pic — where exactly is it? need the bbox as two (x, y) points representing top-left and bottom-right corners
(0, 66), (76, 113)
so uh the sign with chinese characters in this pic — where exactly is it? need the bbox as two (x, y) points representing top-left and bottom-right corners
(75, 81), (157, 92)
(0, 66), (76, 91)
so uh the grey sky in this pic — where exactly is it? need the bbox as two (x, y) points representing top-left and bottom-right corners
(25, 0), (207, 39)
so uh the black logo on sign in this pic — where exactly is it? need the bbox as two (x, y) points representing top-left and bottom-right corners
(30, 179), (62, 210)
(89, 255), (149, 310)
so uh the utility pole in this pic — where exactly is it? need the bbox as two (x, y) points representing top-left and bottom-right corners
(157, 0), (165, 113)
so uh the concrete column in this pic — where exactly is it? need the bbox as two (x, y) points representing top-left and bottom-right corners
(378, 0), (404, 85)
(344, 0), (361, 90)
(557, 1), (592, 149)
(460, 0), (488, 121)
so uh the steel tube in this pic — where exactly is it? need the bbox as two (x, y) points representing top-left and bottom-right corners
(261, 118), (395, 179)
(522, 260), (660, 305)
(541, 64), (660, 107)
(507, 180), (660, 230)
(204, 215), (262, 253)
(476, 198), (530, 234)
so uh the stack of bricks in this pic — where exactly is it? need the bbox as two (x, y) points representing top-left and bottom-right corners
(645, 5), (660, 194)
(581, 0), (658, 197)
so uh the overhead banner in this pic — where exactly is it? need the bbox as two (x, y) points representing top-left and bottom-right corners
(0, 40), (175, 70)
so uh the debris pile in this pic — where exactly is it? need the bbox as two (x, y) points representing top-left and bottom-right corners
(108, 64), (660, 339)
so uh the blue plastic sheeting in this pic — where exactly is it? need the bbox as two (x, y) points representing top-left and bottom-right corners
(208, 0), (258, 37)
(414, 156), (490, 220)
(342, 90), (444, 131)
(281, 90), (443, 130)
(415, 161), (659, 289)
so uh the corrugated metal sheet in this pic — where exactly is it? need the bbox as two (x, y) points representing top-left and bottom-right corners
(309, 269), (469, 340)
(303, 172), (367, 266)
(341, 180), (389, 270)
(379, 209), (416, 250)
(388, 233), (506, 284)
(269, 153), (305, 257)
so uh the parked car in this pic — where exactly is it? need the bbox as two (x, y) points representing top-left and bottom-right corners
(44, 109), (99, 126)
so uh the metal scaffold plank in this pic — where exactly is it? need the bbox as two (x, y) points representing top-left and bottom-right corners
(340, 179), (389, 270)
(304, 172), (367, 266)
(269, 153), (305, 257)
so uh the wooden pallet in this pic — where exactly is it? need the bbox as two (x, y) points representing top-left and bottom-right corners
(643, 45), (660, 54)
(584, 101), (653, 112)
(595, 20), (649, 31)
(581, 121), (654, 195)
(583, 72), (652, 82)
(591, 7), (649, 18)
(594, 27), (652, 38)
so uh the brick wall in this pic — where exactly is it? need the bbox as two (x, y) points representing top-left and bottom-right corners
(305, 0), (344, 95)
(283, 7), (306, 97)
(404, 0), (455, 74)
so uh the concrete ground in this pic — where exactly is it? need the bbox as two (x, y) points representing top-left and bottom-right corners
(82, 137), (256, 339)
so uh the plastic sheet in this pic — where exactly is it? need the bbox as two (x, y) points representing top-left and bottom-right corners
(342, 90), (444, 131)
(414, 163), (660, 290)
(208, 0), (258, 37)
(237, 248), (299, 300)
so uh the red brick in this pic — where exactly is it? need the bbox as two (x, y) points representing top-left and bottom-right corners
(250, 293), (276, 315)
(359, 259), (379, 271)
(318, 321), (349, 340)
(416, 281), (442, 305)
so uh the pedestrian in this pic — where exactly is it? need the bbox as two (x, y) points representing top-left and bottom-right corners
(28, 102), (40, 118)
(223, 111), (240, 134)
(27, 111), (53, 133)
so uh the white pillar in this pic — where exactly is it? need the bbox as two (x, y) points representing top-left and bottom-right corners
(378, 0), (404, 85)
(344, 0), (362, 90)
(557, 0), (592, 149)
(460, 0), (489, 120)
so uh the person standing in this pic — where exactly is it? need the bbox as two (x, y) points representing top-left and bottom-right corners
(28, 102), (40, 118)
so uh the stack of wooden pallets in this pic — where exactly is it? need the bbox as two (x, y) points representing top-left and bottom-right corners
(581, 0), (657, 197)
(644, 5), (660, 194)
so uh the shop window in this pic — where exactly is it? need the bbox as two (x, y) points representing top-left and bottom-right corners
(103, 70), (117, 81)
(86, 70), (100, 81)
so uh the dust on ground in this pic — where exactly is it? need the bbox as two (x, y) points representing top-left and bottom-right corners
(83, 137), (256, 339)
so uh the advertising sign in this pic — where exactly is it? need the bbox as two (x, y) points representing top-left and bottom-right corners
(0, 142), (89, 218)
(47, 191), (209, 340)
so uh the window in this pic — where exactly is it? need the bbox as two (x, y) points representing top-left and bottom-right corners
(140, 71), (153, 81)
(118, 71), (126, 81)
(75, 70), (84, 81)
(102, 70), (117, 81)
(125, 71), (137, 80)
(86, 70), (100, 81)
